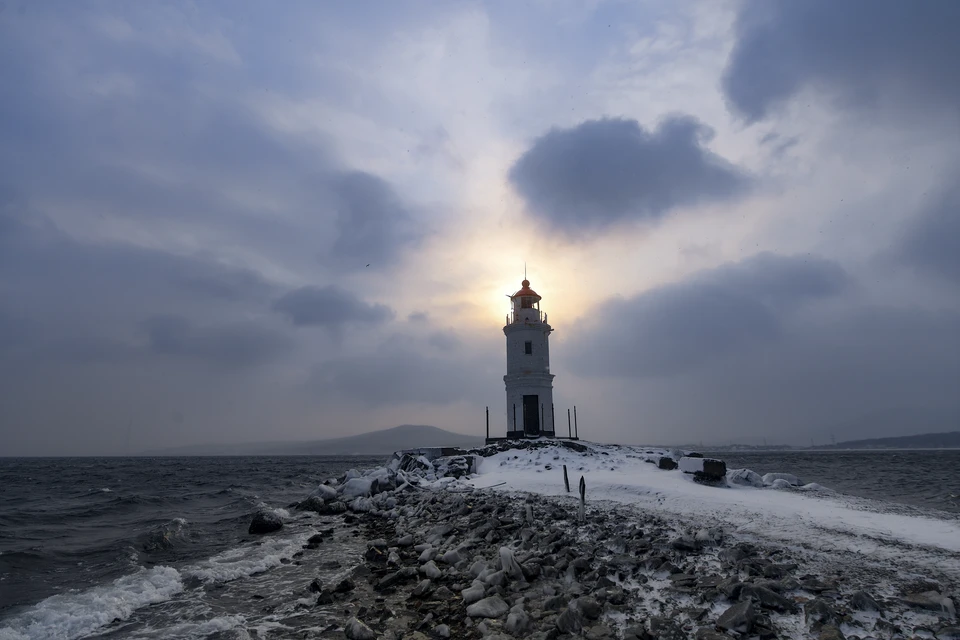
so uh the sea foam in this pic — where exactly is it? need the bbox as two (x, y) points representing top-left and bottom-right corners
(0, 566), (183, 640)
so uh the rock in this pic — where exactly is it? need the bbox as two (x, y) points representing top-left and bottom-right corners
(484, 570), (506, 587)
(741, 584), (798, 612)
(248, 510), (283, 534)
(850, 590), (883, 614)
(575, 596), (603, 620)
(396, 534), (414, 547)
(717, 600), (755, 634)
(418, 547), (436, 563)
(658, 457), (678, 470)
(818, 625), (845, 640)
(544, 595), (567, 611)
(466, 596), (509, 618)
(556, 608), (584, 634)
(505, 611), (530, 635)
(306, 533), (324, 545)
(805, 598), (840, 631)
(310, 484), (338, 502)
(434, 625), (451, 638)
(411, 579), (433, 598)
(937, 626), (960, 639)
(334, 578), (356, 593)
(376, 567), (417, 591)
(344, 617), (376, 640)
(762, 472), (803, 486)
(499, 547), (525, 582)
(420, 560), (442, 579)
(585, 624), (614, 640)
(695, 630), (730, 640)
(649, 617), (685, 640)
(341, 477), (376, 499)
(902, 591), (956, 617)
(315, 590), (334, 605)
(727, 468), (764, 487)
(769, 478), (793, 489)
(439, 549), (462, 565)
(671, 537), (699, 552)
(308, 578), (323, 593)
(461, 582), (486, 604)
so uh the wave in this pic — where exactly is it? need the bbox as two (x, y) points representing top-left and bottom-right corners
(139, 518), (189, 553)
(182, 532), (310, 583)
(0, 566), (183, 640)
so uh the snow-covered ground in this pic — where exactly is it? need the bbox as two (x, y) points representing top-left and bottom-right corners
(466, 441), (960, 589)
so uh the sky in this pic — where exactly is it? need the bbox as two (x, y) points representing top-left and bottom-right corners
(1, 0), (958, 455)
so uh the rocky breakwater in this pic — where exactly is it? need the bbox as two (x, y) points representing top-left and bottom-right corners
(264, 442), (957, 640)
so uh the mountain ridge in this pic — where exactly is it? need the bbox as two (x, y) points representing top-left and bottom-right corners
(140, 424), (485, 456)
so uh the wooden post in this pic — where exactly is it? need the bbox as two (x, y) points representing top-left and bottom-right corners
(574, 406), (578, 439)
(563, 465), (570, 492)
(567, 408), (572, 438)
(578, 476), (586, 523)
(485, 406), (489, 440)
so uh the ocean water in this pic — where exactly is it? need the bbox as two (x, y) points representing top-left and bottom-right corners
(708, 449), (960, 514)
(0, 456), (383, 639)
(1, 450), (958, 639)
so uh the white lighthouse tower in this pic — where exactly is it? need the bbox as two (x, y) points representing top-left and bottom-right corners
(503, 278), (555, 438)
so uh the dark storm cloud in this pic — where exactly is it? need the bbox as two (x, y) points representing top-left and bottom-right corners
(272, 285), (394, 328)
(896, 187), (960, 287)
(142, 315), (293, 368)
(569, 253), (848, 377)
(723, 0), (960, 121)
(508, 116), (749, 234)
(324, 171), (425, 271)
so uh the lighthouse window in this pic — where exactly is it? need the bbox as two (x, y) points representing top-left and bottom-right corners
(524, 341), (532, 355)
(521, 297), (533, 309)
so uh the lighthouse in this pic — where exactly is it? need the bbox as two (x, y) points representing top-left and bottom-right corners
(503, 278), (556, 438)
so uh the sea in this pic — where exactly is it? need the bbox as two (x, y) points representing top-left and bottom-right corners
(1, 450), (959, 639)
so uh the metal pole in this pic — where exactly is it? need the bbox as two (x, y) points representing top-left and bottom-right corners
(567, 408), (572, 438)
(551, 403), (555, 436)
(485, 406), (489, 440)
(574, 406), (578, 439)
(513, 403), (517, 434)
(540, 403), (544, 434)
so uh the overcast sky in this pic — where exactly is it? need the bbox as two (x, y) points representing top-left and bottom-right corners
(1, 0), (958, 455)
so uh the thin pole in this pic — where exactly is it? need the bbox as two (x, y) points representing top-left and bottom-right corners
(485, 406), (489, 440)
(567, 408), (572, 438)
(551, 403), (555, 436)
(513, 403), (517, 434)
(574, 406), (578, 439)
(563, 465), (570, 492)
(540, 403), (544, 434)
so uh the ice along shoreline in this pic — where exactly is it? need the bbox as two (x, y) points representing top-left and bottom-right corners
(282, 438), (959, 640)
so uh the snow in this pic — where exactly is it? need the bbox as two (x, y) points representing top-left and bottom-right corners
(465, 441), (960, 575)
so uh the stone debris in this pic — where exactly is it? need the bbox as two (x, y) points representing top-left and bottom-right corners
(271, 441), (960, 640)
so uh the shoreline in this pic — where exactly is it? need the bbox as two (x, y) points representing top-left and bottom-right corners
(280, 442), (959, 640)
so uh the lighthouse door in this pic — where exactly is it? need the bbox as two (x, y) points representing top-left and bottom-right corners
(522, 394), (540, 436)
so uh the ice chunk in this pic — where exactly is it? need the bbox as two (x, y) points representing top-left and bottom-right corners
(341, 477), (375, 499)
(466, 595), (509, 618)
(310, 484), (338, 502)
(727, 468), (764, 488)
(762, 472), (803, 486)
(499, 546), (524, 582)
(769, 479), (793, 490)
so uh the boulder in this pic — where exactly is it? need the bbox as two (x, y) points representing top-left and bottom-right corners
(556, 608), (585, 634)
(805, 598), (840, 631)
(727, 468), (764, 488)
(341, 477), (376, 499)
(344, 617), (376, 640)
(248, 510), (283, 534)
(717, 600), (755, 634)
(466, 596), (509, 618)
(849, 590), (883, 614)
(657, 457), (678, 470)
(902, 591), (956, 617)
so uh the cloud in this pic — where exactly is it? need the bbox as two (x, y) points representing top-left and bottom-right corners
(508, 116), (749, 234)
(896, 187), (960, 287)
(569, 253), (848, 377)
(722, 0), (960, 121)
(272, 285), (394, 328)
(323, 171), (426, 271)
(312, 346), (482, 407)
(142, 315), (293, 368)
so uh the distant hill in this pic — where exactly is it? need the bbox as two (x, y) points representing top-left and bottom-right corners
(142, 424), (485, 456)
(822, 431), (960, 450)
